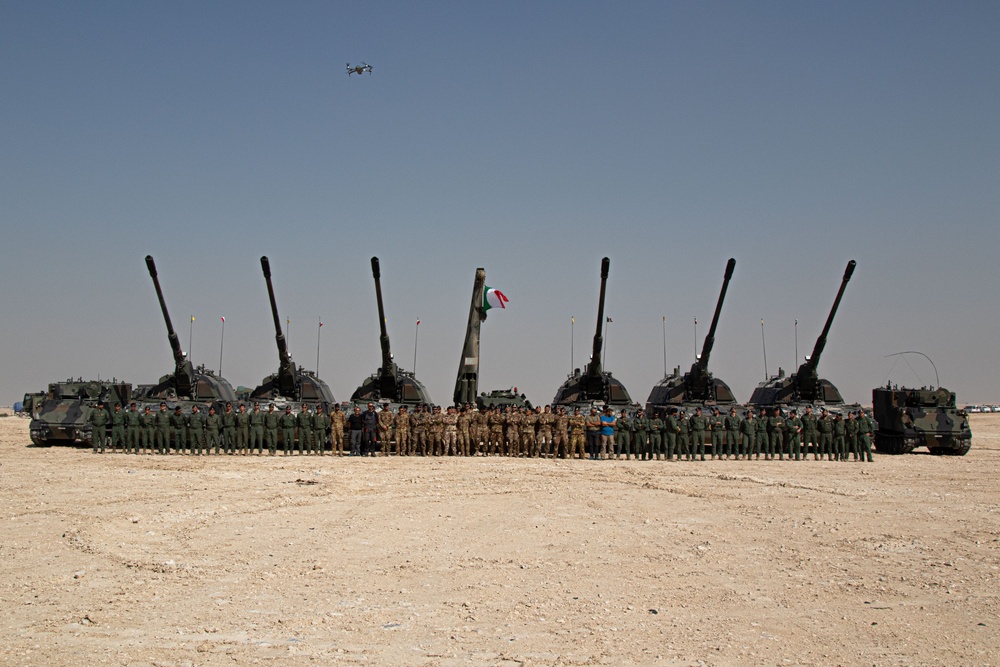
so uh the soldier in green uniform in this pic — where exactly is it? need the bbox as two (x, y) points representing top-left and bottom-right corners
(280, 405), (297, 455)
(222, 402), (237, 454)
(188, 404), (205, 455)
(688, 407), (707, 461)
(677, 410), (691, 460)
(170, 406), (187, 454)
(857, 410), (875, 462)
(800, 406), (819, 460)
(755, 409), (770, 460)
(125, 402), (141, 454)
(664, 408), (680, 461)
(709, 408), (724, 459)
(143, 405), (156, 454)
(769, 408), (785, 460)
(155, 402), (171, 454)
(109, 403), (126, 453)
(264, 404), (280, 455)
(313, 404), (330, 455)
(724, 407), (740, 460)
(740, 409), (757, 460)
(568, 407), (587, 460)
(786, 409), (803, 461)
(632, 409), (649, 461)
(615, 408), (632, 459)
(206, 406), (221, 454)
(845, 411), (860, 461)
(833, 413), (847, 461)
(297, 404), (313, 455)
(648, 411), (664, 460)
(249, 403), (265, 455)
(817, 408), (834, 460)
(235, 403), (250, 455)
(89, 400), (109, 453)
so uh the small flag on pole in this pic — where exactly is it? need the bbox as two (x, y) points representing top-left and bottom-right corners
(606, 316), (613, 323)
(416, 319), (421, 326)
(191, 315), (195, 323)
(221, 316), (225, 323)
(484, 286), (508, 311)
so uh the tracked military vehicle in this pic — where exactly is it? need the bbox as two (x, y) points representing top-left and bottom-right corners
(250, 256), (335, 408)
(552, 257), (633, 411)
(351, 257), (432, 407)
(872, 385), (971, 455)
(29, 379), (131, 446)
(646, 258), (738, 416)
(749, 260), (856, 410)
(139, 256), (237, 411)
(453, 267), (532, 410)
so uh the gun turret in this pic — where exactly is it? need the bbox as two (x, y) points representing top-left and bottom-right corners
(145, 255), (194, 396)
(794, 259), (856, 400)
(454, 268), (486, 406)
(260, 256), (297, 397)
(370, 257), (398, 399)
(584, 257), (611, 395)
(688, 258), (735, 398)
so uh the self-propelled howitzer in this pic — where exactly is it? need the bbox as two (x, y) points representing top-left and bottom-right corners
(645, 258), (738, 415)
(749, 260), (856, 408)
(351, 257), (431, 406)
(454, 268), (531, 410)
(552, 257), (633, 409)
(140, 255), (236, 406)
(250, 256), (335, 405)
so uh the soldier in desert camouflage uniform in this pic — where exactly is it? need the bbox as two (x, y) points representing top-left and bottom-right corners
(535, 406), (554, 458)
(552, 407), (569, 459)
(568, 407), (587, 460)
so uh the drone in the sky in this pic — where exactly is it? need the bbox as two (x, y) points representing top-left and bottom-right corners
(346, 62), (373, 76)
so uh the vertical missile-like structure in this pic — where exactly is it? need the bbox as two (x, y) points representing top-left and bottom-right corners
(453, 268), (486, 406)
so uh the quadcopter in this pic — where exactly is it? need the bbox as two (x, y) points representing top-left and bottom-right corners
(346, 62), (372, 76)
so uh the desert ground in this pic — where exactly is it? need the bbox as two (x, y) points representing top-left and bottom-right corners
(1, 412), (997, 667)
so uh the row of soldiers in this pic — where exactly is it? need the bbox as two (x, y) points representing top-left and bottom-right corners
(88, 400), (875, 462)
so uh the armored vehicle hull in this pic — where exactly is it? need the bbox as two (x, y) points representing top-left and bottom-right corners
(872, 385), (971, 455)
(29, 379), (132, 446)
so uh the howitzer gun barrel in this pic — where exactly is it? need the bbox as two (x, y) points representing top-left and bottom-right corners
(370, 257), (393, 371)
(260, 256), (296, 395)
(145, 255), (193, 396)
(586, 257), (611, 378)
(697, 257), (736, 373)
(803, 259), (856, 374)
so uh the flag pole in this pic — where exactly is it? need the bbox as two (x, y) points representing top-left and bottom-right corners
(794, 318), (799, 366)
(694, 317), (698, 361)
(662, 315), (667, 375)
(316, 317), (322, 374)
(189, 315), (194, 361)
(286, 318), (291, 351)
(761, 318), (768, 380)
(604, 317), (610, 367)
(219, 316), (226, 376)
(413, 319), (420, 373)
(571, 316), (575, 372)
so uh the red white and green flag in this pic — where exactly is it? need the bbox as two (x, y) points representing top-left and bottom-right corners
(484, 286), (508, 311)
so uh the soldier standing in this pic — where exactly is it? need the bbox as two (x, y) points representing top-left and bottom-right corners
(648, 411), (664, 461)
(786, 409), (803, 461)
(664, 408), (680, 461)
(801, 406), (819, 460)
(846, 411), (860, 461)
(833, 413), (847, 461)
(235, 403), (250, 455)
(457, 405), (472, 457)
(264, 404), (280, 455)
(297, 404), (313, 455)
(505, 407), (522, 457)
(411, 404), (428, 456)
(143, 405), (156, 454)
(769, 408), (785, 460)
(89, 400), (109, 453)
(616, 408), (633, 460)
(188, 404), (205, 455)
(485, 406), (502, 456)
(206, 406), (221, 454)
(155, 402), (171, 454)
(222, 402), (237, 454)
(378, 405), (395, 455)
(442, 405), (459, 455)
(249, 403), (265, 455)
(472, 405), (489, 456)
(125, 402), (141, 454)
(584, 408), (601, 460)
(568, 407), (587, 459)
(689, 407), (708, 461)
(740, 409), (757, 460)
(330, 403), (346, 455)
(817, 408), (834, 460)
(599, 407), (616, 460)
(857, 410), (875, 462)
(632, 409), (649, 461)
(755, 409), (770, 460)
(279, 405), (296, 455)
(551, 407), (569, 459)
(535, 406), (553, 458)
(170, 405), (187, 454)
(724, 407), (740, 460)
(110, 403), (126, 453)
(709, 408), (724, 460)
(521, 406), (539, 457)
(395, 406), (411, 455)
(313, 404), (330, 455)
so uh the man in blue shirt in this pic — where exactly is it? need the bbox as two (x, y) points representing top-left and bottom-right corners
(599, 408), (617, 460)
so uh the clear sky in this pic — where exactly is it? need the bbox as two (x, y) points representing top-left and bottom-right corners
(2, 1), (998, 408)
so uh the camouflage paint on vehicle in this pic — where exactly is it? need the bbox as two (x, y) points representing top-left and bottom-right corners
(872, 385), (971, 456)
(29, 379), (132, 446)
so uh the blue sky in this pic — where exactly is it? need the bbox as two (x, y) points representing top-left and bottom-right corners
(2, 1), (998, 407)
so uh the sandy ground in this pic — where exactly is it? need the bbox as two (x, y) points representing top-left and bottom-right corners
(1, 413), (998, 667)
